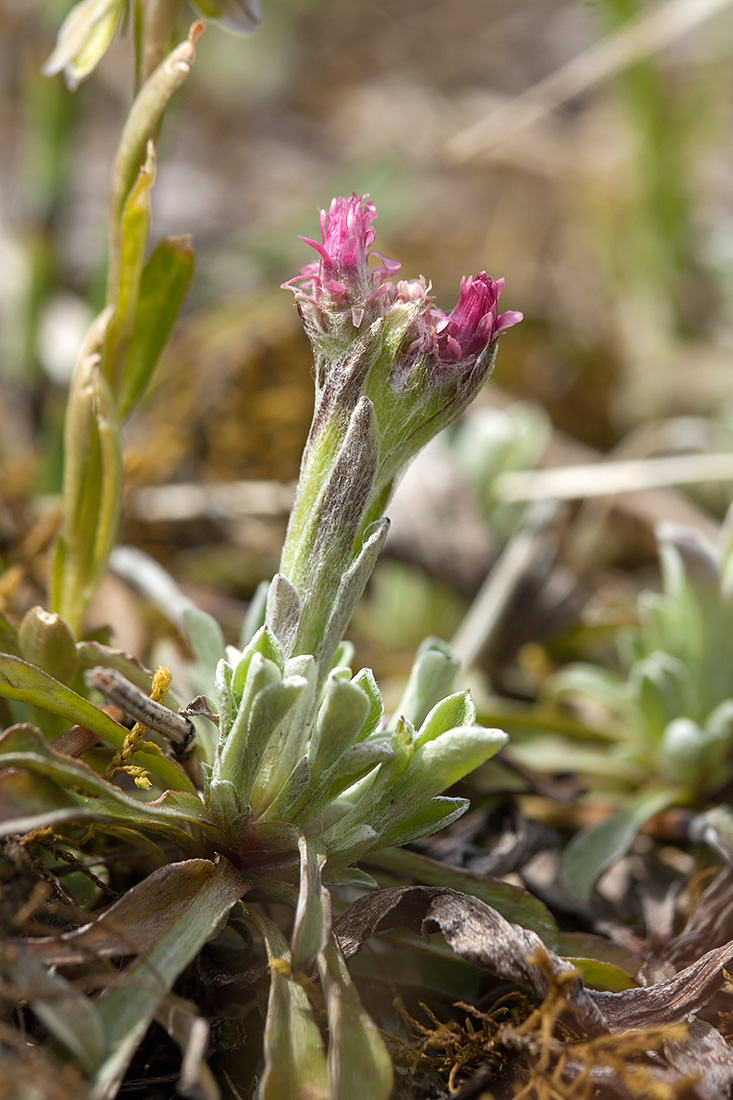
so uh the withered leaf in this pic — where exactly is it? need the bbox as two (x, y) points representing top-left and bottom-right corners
(25, 857), (250, 967)
(594, 940), (733, 1031)
(156, 993), (219, 1100)
(663, 1018), (733, 1100)
(335, 885), (607, 1033)
(180, 694), (220, 725)
(335, 884), (733, 1097)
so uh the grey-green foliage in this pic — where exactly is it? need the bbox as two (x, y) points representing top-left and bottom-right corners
(186, 608), (506, 871)
(7, 10), (520, 1097)
(553, 515), (733, 796)
(555, 511), (733, 898)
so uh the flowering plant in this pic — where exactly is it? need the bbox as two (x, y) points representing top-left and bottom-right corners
(0, 105), (520, 1094)
(278, 194), (521, 666)
(203, 193), (520, 865)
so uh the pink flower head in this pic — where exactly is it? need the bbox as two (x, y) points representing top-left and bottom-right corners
(432, 273), (523, 366)
(382, 272), (522, 397)
(284, 194), (400, 333)
(285, 193), (522, 415)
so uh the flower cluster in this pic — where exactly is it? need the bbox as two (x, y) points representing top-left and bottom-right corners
(434, 272), (522, 364)
(285, 194), (399, 335)
(285, 193), (522, 389)
(278, 194), (522, 671)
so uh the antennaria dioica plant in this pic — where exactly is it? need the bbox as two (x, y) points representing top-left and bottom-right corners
(0, 4), (522, 1095)
(550, 514), (733, 900)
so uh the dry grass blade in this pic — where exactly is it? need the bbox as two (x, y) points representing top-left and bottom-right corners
(450, 500), (563, 670)
(494, 453), (733, 503)
(447, 0), (733, 161)
(132, 479), (294, 522)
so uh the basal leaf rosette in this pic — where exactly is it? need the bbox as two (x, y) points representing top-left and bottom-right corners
(206, 618), (507, 874)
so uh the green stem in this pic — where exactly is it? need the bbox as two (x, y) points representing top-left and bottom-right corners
(139, 0), (182, 86)
(106, 23), (201, 322)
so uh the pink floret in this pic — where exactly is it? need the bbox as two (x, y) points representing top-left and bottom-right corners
(434, 273), (522, 364)
(283, 197), (523, 376)
(283, 194), (401, 317)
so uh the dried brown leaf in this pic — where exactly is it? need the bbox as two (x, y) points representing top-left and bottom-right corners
(24, 857), (251, 967)
(335, 885), (733, 1097)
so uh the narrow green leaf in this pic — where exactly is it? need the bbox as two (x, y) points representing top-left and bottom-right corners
(414, 691), (476, 748)
(0, 656), (193, 790)
(630, 652), (692, 747)
(351, 667), (383, 741)
(19, 607), (78, 685)
(231, 625), (285, 701)
(207, 776), (241, 832)
(321, 824), (380, 873)
(291, 835), (331, 974)
(322, 719), (414, 853)
(555, 930), (641, 978)
(330, 641), (355, 673)
(90, 356), (124, 608)
(0, 725), (216, 849)
(264, 572), (300, 656)
(109, 28), (199, 251)
(318, 939), (393, 1100)
(250, 911), (329, 1100)
(222, 675), (307, 810)
(75, 641), (163, 696)
(562, 788), (677, 901)
(549, 663), (634, 722)
(251, 655), (317, 816)
(322, 866), (378, 889)
(363, 726), (506, 841)
(259, 755), (311, 823)
(184, 607), (226, 691)
(27, 856), (248, 970)
(91, 858), (247, 1099)
(555, 932), (640, 991)
(375, 796), (468, 850)
(0, 612), (21, 657)
(308, 676), (371, 775)
(392, 637), (459, 731)
(215, 658), (235, 739)
(216, 654), (280, 788)
(314, 517), (389, 689)
(288, 739), (393, 828)
(51, 308), (121, 638)
(104, 145), (155, 394)
(119, 235), (194, 416)
(565, 957), (639, 993)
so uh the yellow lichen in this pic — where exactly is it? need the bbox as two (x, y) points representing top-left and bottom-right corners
(103, 665), (172, 788)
